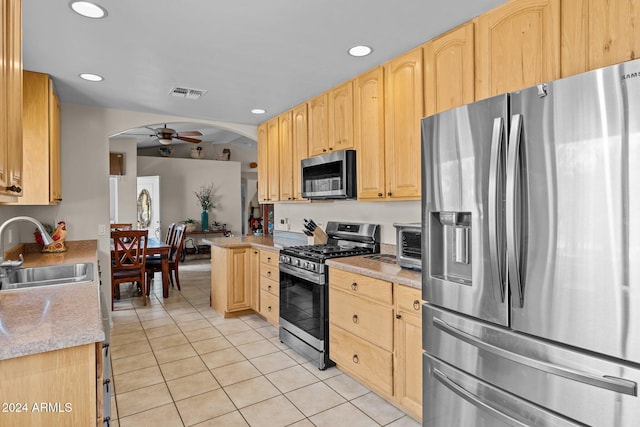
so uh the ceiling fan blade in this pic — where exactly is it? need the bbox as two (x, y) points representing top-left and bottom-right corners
(176, 136), (201, 143)
(175, 131), (203, 137)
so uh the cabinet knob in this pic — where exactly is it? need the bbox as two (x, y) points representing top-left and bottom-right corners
(329, 147), (333, 151)
(396, 314), (402, 319)
(352, 314), (359, 324)
(267, 306), (272, 312)
(378, 193), (383, 197)
(254, 251), (258, 254)
(288, 197), (292, 200)
(267, 257), (271, 261)
(352, 354), (359, 364)
(323, 149), (327, 152)
(351, 282), (358, 291)
(267, 271), (271, 277)
(413, 300), (421, 311)
(267, 285), (271, 291)
(6, 185), (22, 193)
(387, 192), (392, 196)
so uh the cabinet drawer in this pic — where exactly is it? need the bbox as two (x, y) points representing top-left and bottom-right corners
(260, 263), (279, 282)
(260, 289), (279, 326)
(261, 277), (279, 297)
(329, 324), (393, 396)
(330, 288), (393, 352)
(329, 268), (392, 305)
(396, 284), (423, 315)
(260, 250), (279, 266)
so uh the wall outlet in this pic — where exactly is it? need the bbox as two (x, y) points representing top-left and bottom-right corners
(97, 224), (106, 236)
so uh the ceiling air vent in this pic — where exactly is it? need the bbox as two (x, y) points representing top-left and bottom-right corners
(169, 86), (207, 100)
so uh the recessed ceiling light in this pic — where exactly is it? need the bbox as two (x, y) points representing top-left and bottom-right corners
(251, 109), (266, 114)
(79, 73), (103, 82)
(348, 45), (373, 57)
(69, 1), (108, 19)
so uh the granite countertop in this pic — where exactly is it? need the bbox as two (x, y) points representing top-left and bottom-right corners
(326, 254), (422, 290)
(0, 240), (105, 360)
(203, 235), (279, 251)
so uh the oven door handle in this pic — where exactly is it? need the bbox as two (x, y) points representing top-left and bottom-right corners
(279, 263), (326, 285)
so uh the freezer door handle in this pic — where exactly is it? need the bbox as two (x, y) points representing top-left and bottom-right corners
(506, 114), (524, 307)
(433, 368), (531, 427)
(433, 317), (638, 396)
(488, 117), (505, 301)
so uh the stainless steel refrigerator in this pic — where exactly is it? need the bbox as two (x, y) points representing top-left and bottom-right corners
(421, 59), (640, 426)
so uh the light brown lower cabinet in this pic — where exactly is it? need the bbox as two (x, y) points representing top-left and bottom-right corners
(0, 343), (102, 426)
(328, 267), (423, 422)
(258, 248), (280, 326)
(210, 246), (251, 316)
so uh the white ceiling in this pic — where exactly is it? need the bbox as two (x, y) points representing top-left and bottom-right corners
(22, 0), (506, 149)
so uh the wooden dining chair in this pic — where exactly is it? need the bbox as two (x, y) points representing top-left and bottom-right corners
(164, 222), (176, 245)
(146, 224), (185, 293)
(111, 229), (149, 310)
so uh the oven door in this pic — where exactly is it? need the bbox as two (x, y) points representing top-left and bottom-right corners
(279, 263), (327, 353)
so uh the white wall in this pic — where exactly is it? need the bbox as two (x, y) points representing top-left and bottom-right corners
(109, 138), (139, 225)
(274, 200), (421, 244)
(137, 156), (242, 234)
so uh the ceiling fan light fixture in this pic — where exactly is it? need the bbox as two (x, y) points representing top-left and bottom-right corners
(69, 1), (108, 19)
(158, 138), (173, 145)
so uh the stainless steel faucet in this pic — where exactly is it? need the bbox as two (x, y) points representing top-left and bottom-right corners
(0, 216), (55, 279)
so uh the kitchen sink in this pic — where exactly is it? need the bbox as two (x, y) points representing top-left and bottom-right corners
(0, 263), (95, 291)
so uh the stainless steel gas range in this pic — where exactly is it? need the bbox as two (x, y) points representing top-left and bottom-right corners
(278, 221), (380, 369)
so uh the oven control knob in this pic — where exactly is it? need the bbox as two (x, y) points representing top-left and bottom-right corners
(303, 262), (310, 270)
(283, 256), (291, 264)
(293, 259), (300, 267)
(308, 264), (316, 272)
(279, 255), (285, 263)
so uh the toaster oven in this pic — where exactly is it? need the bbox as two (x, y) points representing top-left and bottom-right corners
(394, 223), (422, 270)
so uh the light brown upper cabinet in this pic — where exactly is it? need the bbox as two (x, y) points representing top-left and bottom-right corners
(561, 0), (640, 77)
(327, 81), (354, 152)
(384, 47), (423, 200)
(267, 117), (280, 201)
(424, 22), (475, 117)
(13, 71), (62, 205)
(0, 0), (23, 202)
(257, 122), (269, 202)
(291, 103), (308, 200)
(308, 93), (329, 156)
(355, 67), (387, 200)
(278, 111), (294, 201)
(475, 0), (560, 100)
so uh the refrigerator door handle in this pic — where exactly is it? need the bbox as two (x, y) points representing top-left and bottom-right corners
(506, 113), (524, 307)
(488, 117), (505, 301)
(433, 368), (535, 427)
(433, 317), (638, 396)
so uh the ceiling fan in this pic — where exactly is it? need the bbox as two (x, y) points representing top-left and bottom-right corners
(144, 124), (203, 145)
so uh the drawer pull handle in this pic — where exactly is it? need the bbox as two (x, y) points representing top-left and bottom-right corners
(6, 185), (22, 193)
(267, 271), (271, 276)
(351, 282), (358, 291)
(267, 285), (271, 291)
(353, 354), (359, 364)
(413, 300), (421, 311)
(267, 306), (272, 312)
(267, 257), (271, 262)
(352, 314), (359, 324)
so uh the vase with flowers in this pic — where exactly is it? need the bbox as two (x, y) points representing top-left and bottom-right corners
(194, 182), (215, 231)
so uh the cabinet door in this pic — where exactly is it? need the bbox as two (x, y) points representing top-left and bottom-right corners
(49, 81), (62, 202)
(475, 0), (560, 100)
(561, 0), (640, 77)
(228, 248), (250, 311)
(279, 111), (294, 201)
(308, 93), (329, 156)
(257, 123), (269, 202)
(328, 80), (354, 151)
(291, 103), (308, 200)
(424, 22), (475, 117)
(384, 47), (423, 199)
(250, 249), (260, 312)
(267, 117), (280, 201)
(395, 285), (423, 421)
(355, 67), (386, 200)
(0, 0), (23, 200)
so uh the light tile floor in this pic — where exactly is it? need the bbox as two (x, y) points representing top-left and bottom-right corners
(109, 259), (421, 427)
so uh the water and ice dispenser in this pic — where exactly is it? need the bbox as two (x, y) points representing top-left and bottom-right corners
(429, 212), (472, 285)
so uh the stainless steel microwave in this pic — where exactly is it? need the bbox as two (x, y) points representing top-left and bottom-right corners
(301, 150), (356, 200)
